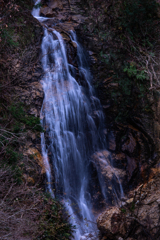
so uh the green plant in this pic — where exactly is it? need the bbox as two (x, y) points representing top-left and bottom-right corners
(12, 166), (23, 184)
(6, 147), (22, 164)
(121, 208), (126, 213)
(37, 195), (74, 240)
(123, 62), (147, 80)
(130, 202), (135, 212)
(9, 103), (43, 132)
(34, 3), (42, 9)
(119, 0), (159, 40)
(100, 51), (110, 64)
(1, 28), (18, 48)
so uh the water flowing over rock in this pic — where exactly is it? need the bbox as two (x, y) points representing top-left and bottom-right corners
(32, 1), (124, 238)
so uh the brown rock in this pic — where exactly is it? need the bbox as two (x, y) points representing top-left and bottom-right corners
(40, 7), (56, 17)
(127, 156), (137, 180)
(72, 15), (86, 23)
(61, 32), (70, 41)
(108, 83), (119, 88)
(108, 131), (116, 151)
(48, 0), (63, 10)
(92, 151), (126, 182)
(97, 207), (126, 239)
(71, 41), (77, 48)
(122, 133), (136, 154)
(26, 148), (46, 174)
(27, 176), (35, 185)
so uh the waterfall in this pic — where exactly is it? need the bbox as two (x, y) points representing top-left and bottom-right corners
(32, 1), (124, 239)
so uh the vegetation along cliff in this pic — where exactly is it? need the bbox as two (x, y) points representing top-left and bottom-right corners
(0, 0), (160, 239)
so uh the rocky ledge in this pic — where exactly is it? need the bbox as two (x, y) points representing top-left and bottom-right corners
(97, 165), (160, 240)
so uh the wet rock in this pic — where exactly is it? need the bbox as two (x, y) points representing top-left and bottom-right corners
(58, 22), (78, 31)
(48, 0), (63, 10)
(71, 41), (77, 48)
(111, 153), (126, 169)
(126, 156), (137, 181)
(92, 151), (126, 183)
(40, 6), (56, 17)
(61, 32), (70, 41)
(97, 207), (127, 239)
(98, 169), (160, 239)
(108, 131), (116, 151)
(122, 133), (137, 155)
(90, 55), (97, 64)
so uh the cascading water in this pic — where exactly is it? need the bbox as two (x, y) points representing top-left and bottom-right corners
(32, 1), (124, 239)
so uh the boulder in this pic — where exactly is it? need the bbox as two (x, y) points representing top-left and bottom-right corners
(98, 170), (160, 239)
(122, 133), (137, 155)
(40, 7), (56, 17)
(92, 151), (126, 183)
(126, 156), (137, 181)
(97, 207), (127, 239)
(26, 148), (46, 174)
(48, 0), (63, 10)
(72, 15), (86, 23)
(108, 131), (116, 151)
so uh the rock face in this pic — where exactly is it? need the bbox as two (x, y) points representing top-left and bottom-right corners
(40, 6), (56, 17)
(97, 166), (160, 240)
(97, 207), (128, 240)
(73, 0), (159, 194)
(48, 0), (63, 10)
(92, 150), (126, 185)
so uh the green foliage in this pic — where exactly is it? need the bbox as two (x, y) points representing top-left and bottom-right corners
(120, 208), (126, 213)
(12, 166), (23, 184)
(37, 195), (74, 240)
(100, 51), (110, 64)
(6, 147), (22, 164)
(130, 202), (135, 212)
(34, 3), (42, 9)
(119, 0), (159, 42)
(9, 103), (43, 132)
(123, 62), (147, 80)
(1, 28), (18, 48)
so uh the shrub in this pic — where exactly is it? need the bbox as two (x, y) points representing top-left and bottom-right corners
(119, 0), (159, 40)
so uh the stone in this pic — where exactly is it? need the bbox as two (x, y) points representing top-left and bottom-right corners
(40, 7), (56, 17)
(61, 32), (70, 41)
(122, 133), (136, 154)
(90, 55), (97, 64)
(71, 41), (77, 48)
(26, 148), (46, 174)
(48, 0), (63, 10)
(88, 23), (94, 33)
(27, 176), (35, 185)
(92, 151), (126, 182)
(126, 198), (134, 204)
(111, 153), (126, 169)
(57, 21), (79, 32)
(108, 83), (119, 88)
(108, 131), (116, 151)
(126, 156), (137, 181)
(97, 207), (126, 239)
(88, 51), (95, 56)
(72, 15), (86, 23)
(29, 108), (38, 116)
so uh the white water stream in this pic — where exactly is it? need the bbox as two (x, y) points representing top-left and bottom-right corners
(32, 1), (124, 239)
